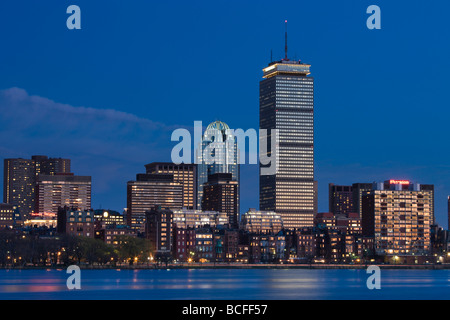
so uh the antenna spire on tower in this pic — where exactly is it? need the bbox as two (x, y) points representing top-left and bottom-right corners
(284, 19), (288, 60)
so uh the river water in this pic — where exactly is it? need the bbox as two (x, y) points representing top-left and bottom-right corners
(0, 268), (449, 300)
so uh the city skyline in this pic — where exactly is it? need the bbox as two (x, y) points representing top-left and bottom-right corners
(1, 1), (450, 227)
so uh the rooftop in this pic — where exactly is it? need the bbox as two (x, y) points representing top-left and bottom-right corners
(263, 59), (311, 78)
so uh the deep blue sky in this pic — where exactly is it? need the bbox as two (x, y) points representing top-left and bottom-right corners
(1, 0), (449, 227)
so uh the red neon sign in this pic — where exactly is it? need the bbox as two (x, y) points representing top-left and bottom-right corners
(30, 212), (56, 218)
(389, 180), (410, 185)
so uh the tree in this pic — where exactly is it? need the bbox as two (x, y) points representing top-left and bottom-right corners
(116, 236), (152, 265)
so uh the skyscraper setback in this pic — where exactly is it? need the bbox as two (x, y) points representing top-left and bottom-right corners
(259, 29), (315, 229)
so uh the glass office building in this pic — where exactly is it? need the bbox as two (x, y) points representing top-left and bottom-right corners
(259, 58), (315, 229)
(196, 121), (239, 213)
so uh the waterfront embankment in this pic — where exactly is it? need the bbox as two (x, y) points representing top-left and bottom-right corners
(2, 263), (449, 270)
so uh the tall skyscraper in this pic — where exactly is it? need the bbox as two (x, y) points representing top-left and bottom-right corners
(145, 162), (197, 210)
(259, 25), (315, 229)
(196, 121), (239, 212)
(35, 173), (92, 215)
(127, 173), (183, 232)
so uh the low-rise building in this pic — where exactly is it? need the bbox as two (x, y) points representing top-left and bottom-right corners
(173, 226), (196, 262)
(94, 222), (136, 247)
(57, 206), (95, 238)
(240, 209), (284, 234)
(172, 209), (228, 229)
(93, 209), (126, 227)
(0, 203), (15, 229)
(195, 227), (214, 262)
(145, 205), (173, 255)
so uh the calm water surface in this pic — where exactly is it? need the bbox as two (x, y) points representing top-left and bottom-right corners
(0, 268), (449, 300)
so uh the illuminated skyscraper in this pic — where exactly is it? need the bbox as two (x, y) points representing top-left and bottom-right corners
(196, 121), (239, 212)
(259, 26), (315, 229)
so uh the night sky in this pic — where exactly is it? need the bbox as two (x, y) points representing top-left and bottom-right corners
(1, 1), (449, 226)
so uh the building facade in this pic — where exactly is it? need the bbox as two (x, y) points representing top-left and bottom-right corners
(93, 209), (126, 226)
(3, 158), (36, 218)
(0, 203), (15, 229)
(196, 121), (239, 213)
(145, 206), (173, 255)
(173, 226), (196, 261)
(172, 209), (228, 229)
(201, 173), (238, 228)
(194, 227), (214, 262)
(362, 181), (433, 255)
(35, 174), (91, 215)
(127, 173), (183, 232)
(259, 57), (315, 229)
(352, 183), (373, 217)
(57, 207), (95, 238)
(32, 155), (71, 176)
(94, 224), (136, 247)
(240, 208), (284, 234)
(145, 162), (197, 210)
(3, 155), (71, 218)
(329, 184), (353, 215)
